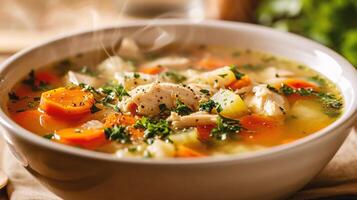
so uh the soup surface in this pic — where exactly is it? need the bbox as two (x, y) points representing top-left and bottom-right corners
(7, 39), (343, 159)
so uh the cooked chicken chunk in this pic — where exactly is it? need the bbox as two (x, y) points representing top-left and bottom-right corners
(142, 56), (191, 70)
(188, 66), (236, 89)
(116, 38), (142, 59)
(66, 71), (100, 87)
(123, 83), (199, 116)
(168, 112), (218, 129)
(115, 72), (158, 90)
(244, 84), (289, 117)
(98, 56), (134, 77)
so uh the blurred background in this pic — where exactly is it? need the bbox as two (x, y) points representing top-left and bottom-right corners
(0, 0), (355, 67)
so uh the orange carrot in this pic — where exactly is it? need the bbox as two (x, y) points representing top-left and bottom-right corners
(239, 114), (281, 143)
(104, 113), (144, 139)
(176, 145), (205, 158)
(280, 79), (318, 103)
(139, 66), (165, 75)
(11, 110), (74, 134)
(284, 79), (318, 90)
(127, 103), (138, 115)
(196, 125), (215, 141)
(56, 128), (107, 149)
(197, 57), (231, 70)
(104, 113), (137, 127)
(39, 87), (94, 119)
(227, 75), (251, 90)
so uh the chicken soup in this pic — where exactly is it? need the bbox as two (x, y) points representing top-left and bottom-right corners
(7, 40), (343, 158)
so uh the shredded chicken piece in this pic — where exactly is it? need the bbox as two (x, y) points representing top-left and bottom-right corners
(117, 38), (142, 59)
(142, 56), (191, 70)
(123, 83), (199, 116)
(168, 112), (218, 129)
(244, 84), (289, 117)
(98, 56), (134, 77)
(115, 72), (158, 90)
(66, 71), (99, 87)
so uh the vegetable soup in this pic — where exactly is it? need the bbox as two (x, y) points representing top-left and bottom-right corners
(7, 39), (343, 159)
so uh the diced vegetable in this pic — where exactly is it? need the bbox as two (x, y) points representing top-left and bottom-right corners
(239, 114), (281, 143)
(176, 145), (205, 158)
(12, 110), (73, 134)
(288, 100), (333, 133)
(39, 87), (95, 118)
(211, 89), (248, 119)
(146, 139), (175, 158)
(169, 129), (201, 146)
(196, 125), (215, 141)
(139, 66), (165, 75)
(227, 75), (252, 90)
(56, 128), (107, 149)
(190, 66), (236, 87)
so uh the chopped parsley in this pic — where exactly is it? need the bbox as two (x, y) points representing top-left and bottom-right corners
(211, 116), (244, 141)
(173, 100), (193, 116)
(100, 83), (130, 102)
(104, 125), (131, 144)
(199, 89), (210, 96)
(22, 70), (50, 91)
(8, 92), (19, 101)
(163, 71), (187, 83)
(134, 117), (171, 144)
(268, 84), (343, 117)
(230, 65), (245, 80)
(159, 104), (171, 118)
(90, 104), (101, 113)
(43, 133), (55, 140)
(78, 83), (98, 94)
(199, 99), (217, 113)
(133, 73), (140, 78)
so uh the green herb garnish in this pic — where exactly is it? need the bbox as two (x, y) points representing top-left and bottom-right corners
(104, 125), (131, 144)
(230, 65), (245, 80)
(173, 99), (193, 116)
(199, 99), (217, 113)
(211, 116), (244, 141)
(90, 104), (101, 113)
(163, 71), (187, 83)
(134, 117), (171, 144)
(199, 89), (210, 96)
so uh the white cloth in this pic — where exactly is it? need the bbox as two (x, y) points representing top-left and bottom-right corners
(1, 129), (357, 200)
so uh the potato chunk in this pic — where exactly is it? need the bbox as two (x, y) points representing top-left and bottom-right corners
(211, 89), (248, 119)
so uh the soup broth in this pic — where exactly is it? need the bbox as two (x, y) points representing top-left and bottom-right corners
(7, 41), (343, 158)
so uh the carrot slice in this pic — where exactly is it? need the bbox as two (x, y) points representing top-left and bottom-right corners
(196, 125), (215, 141)
(281, 79), (318, 103)
(239, 114), (282, 144)
(197, 57), (231, 70)
(104, 113), (137, 127)
(284, 79), (318, 90)
(56, 128), (107, 149)
(139, 66), (165, 75)
(227, 75), (251, 90)
(104, 113), (143, 139)
(176, 145), (205, 158)
(39, 87), (94, 119)
(11, 110), (74, 134)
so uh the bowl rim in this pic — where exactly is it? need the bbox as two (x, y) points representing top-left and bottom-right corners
(1, 19), (357, 165)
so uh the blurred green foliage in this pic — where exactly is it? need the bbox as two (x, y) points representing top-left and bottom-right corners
(257, 0), (357, 67)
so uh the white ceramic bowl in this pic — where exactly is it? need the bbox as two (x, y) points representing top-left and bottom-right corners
(0, 20), (356, 200)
